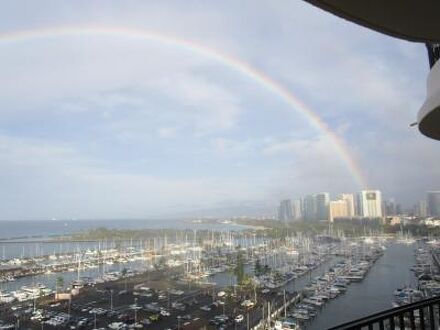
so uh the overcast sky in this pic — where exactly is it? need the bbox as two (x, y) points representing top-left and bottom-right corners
(0, 1), (437, 220)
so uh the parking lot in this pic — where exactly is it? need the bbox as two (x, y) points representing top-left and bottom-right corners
(0, 269), (290, 329)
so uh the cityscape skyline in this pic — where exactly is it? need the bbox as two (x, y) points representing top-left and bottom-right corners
(277, 189), (440, 222)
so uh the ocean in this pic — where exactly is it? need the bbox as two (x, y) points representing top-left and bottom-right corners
(0, 219), (247, 240)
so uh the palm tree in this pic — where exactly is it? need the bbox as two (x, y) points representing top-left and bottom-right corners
(56, 275), (64, 294)
(234, 250), (245, 286)
(121, 267), (128, 291)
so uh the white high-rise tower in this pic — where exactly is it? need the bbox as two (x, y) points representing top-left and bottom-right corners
(358, 190), (382, 217)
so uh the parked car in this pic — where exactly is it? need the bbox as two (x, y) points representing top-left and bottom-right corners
(235, 314), (244, 323)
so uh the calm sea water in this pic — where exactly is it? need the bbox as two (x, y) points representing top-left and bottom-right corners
(0, 260), (151, 293)
(0, 219), (247, 240)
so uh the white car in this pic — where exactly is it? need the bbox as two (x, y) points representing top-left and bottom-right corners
(30, 313), (43, 321)
(108, 322), (125, 330)
(234, 314), (244, 323)
(160, 310), (171, 317)
(241, 300), (255, 308)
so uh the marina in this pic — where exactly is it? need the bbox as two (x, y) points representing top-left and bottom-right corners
(0, 227), (427, 329)
(306, 242), (416, 329)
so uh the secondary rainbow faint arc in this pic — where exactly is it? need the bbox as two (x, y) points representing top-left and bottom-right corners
(0, 25), (367, 188)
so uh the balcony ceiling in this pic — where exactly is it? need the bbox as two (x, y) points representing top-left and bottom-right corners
(303, 0), (440, 42)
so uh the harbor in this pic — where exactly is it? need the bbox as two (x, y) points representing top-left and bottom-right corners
(306, 242), (416, 330)
(0, 227), (422, 330)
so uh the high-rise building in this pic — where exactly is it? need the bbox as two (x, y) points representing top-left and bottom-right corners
(292, 199), (302, 221)
(417, 200), (428, 217)
(329, 200), (349, 222)
(278, 199), (294, 222)
(358, 190), (382, 218)
(395, 204), (402, 215)
(329, 193), (355, 222)
(382, 199), (397, 217)
(302, 195), (317, 221)
(340, 193), (355, 217)
(315, 193), (330, 221)
(427, 191), (440, 217)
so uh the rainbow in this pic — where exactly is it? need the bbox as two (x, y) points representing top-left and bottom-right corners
(0, 25), (367, 188)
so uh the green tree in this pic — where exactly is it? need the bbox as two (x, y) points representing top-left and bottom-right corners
(154, 257), (166, 271)
(121, 268), (128, 277)
(224, 288), (235, 315)
(234, 250), (245, 285)
(241, 276), (258, 302)
(254, 259), (262, 277)
(263, 264), (270, 275)
(56, 275), (64, 294)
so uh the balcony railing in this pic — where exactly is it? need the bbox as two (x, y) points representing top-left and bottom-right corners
(328, 296), (440, 330)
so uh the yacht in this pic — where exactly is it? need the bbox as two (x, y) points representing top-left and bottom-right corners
(0, 291), (15, 303)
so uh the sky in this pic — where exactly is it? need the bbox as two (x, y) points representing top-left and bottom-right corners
(0, 1), (438, 220)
